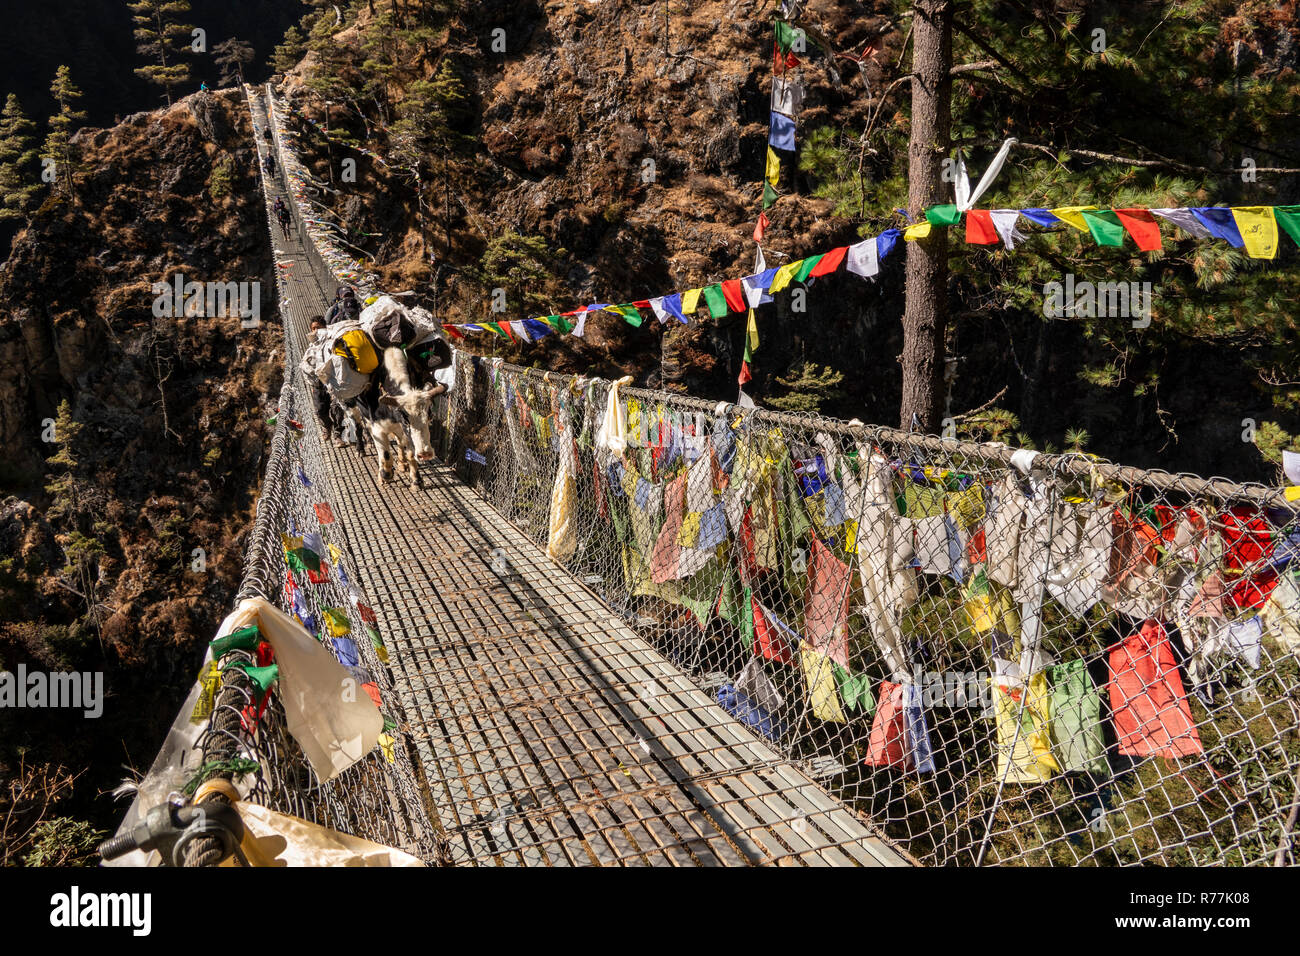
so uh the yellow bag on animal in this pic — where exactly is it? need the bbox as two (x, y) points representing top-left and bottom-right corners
(332, 329), (379, 375)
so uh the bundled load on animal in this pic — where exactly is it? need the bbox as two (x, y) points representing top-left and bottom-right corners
(360, 296), (454, 389)
(299, 320), (379, 403)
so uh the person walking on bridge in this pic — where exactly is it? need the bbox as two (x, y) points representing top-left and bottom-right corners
(304, 316), (349, 447)
(273, 196), (291, 239)
(325, 286), (361, 325)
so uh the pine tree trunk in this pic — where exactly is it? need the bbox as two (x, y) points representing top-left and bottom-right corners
(899, 0), (953, 432)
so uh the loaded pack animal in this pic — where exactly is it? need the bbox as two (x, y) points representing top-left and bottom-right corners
(303, 298), (450, 489)
(346, 345), (445, 489)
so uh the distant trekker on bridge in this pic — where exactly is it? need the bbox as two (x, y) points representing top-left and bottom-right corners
(273, 196), (291, 238)
(325, 286), (361, 325)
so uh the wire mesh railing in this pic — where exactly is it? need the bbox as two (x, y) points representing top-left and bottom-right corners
(437, 357), (1300, 866)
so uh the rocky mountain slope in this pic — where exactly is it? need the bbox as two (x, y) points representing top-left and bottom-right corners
(0, 89), (279, 862)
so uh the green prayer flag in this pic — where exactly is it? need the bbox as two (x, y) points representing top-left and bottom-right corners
(610, 304), (643, 327)
(1080, 208), (1127, 247)
(793, 255), (824, 283)
(1047, 659), (1107, 774)
(832, 663), (876, 715)
(924, 204), (962, 227)
(762, 182), (779, 209)
(222, 661), (280, 696)
(701, 284), (729, 319)
(718, 572), (754, 650)
(286, 546), (320, 574)
(774, 19), (798, 52)
(210, 625), (260, 658)
(1275, 205), (1300, 248)
(549, 314), (574, 334)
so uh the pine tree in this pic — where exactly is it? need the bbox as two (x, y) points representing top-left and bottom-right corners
(271, 26), (307, 75)
(0, 95), (40, 222)
(212, 37), (255, 88)
(41, 67), (87, 198)
(767, 363), (847, 413)
(43, 399), (83, 523)
(127, 0), (195, 105)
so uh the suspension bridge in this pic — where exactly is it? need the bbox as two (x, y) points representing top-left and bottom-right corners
(110, 84), (1300, 868)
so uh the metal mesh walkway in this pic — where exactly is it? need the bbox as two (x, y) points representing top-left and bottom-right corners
(322, 453), (906, 865)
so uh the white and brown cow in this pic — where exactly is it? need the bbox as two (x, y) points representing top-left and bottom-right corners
(350, 346), (444, 488)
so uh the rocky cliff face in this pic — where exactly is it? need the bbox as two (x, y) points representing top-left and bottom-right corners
(0, 89), (280, 858)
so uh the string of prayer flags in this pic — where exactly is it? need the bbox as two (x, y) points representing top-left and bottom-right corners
(445, 203), (1299, 349)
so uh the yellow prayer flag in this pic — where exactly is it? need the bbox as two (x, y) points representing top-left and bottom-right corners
(377, 732), (396, 764)
(1230, 206), (1279, 259)
(765, 147), (780, 187)
(1049, 205), (1098, 231)
(745, 309), (759, 352)
(681, 288), (702, 315)
(903, 221), (932, 241)
(1285, 486), (1300, 502)
(799, 644), (847, 723)
(769, 262), (801, 293)
(327, 543), (342, 567)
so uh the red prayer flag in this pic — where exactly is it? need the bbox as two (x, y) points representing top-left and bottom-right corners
(804, 539), (850, 667)
(1108, 620), (1203, 759)
(314, 502), (335, 524)
(721, 279), (747, 313)
(632, 299), (651, 308)
(1114, 208), (1163, 252)
(751, 596), (793, 665)
(357, 603), (378, 625)
(864, 681), (907, 767)
(773, 43), (800, 71)
(753, 212), (769, 243)
(738, 360), (753, 387)
(442, 325), (464, 341)
(809, 246), (848, 277)
(965, 209), (1000, 244)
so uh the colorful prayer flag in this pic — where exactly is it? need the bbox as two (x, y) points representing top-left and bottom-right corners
(1230, 206), (1279, 259)
(1080, 209), (1126, 247)
(1113, 208), (1162, 251)
(701, 284), (729, 318)
(965, 209), (1000, 245)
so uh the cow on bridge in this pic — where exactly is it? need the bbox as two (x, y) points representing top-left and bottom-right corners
(350, 346), (446, 488)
